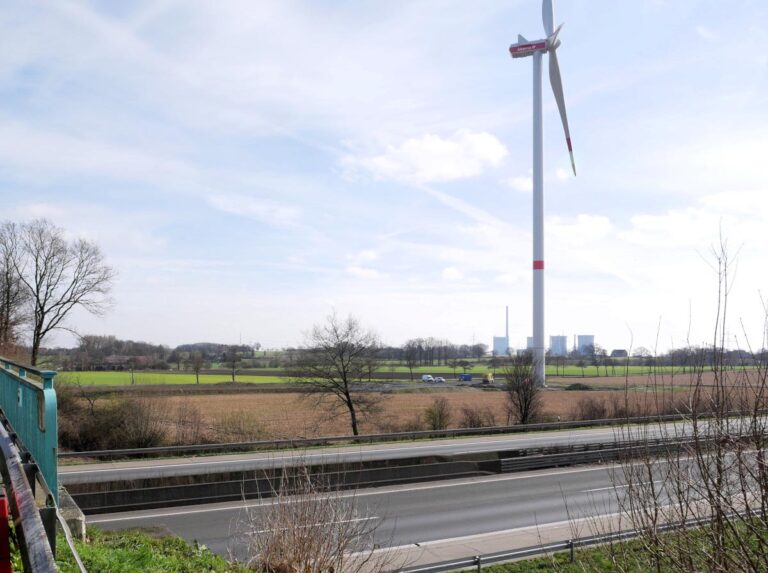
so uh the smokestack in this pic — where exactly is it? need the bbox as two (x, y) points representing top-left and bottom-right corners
(505, 305), (509, 341)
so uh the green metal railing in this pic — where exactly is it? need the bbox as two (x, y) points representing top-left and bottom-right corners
(0, 358), (58, 504)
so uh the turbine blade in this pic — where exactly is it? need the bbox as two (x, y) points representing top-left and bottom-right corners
(518, 34), (529, 43)
(542, 0), (554, 37)
(549, 49), (576, 175)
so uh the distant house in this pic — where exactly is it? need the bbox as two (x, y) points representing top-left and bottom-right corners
(610, 349), (628, 358)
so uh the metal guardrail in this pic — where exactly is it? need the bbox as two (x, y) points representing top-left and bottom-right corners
(68, 459), (488, 514)
(398, 516), (717, 573)
(498, 436), (697, 473)
(0, 359), (58, 503)
(59, 412), (702, 460)
(0, 419), (57, 572)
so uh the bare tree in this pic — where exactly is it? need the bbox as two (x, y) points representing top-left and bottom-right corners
(9, 219), (114, 365)
(291, 313), (381, 436)
(224, 345), (240, 382)
(402, 340), (419, 381)
(0, 223), (27, 354)
(503, 352), (542, 424)
(188, 351), (205, 384)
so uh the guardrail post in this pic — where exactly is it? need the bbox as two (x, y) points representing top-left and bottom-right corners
(568, 539), (574, 562)
(39, 506), (57, 558)
(40, 371), (59, 505)
(19, 452), (37, 495)
(474, 555), (481, 573)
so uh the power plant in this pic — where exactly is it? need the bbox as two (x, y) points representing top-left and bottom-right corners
(492, 306), (511, 356)
(511, 331), (596, 356)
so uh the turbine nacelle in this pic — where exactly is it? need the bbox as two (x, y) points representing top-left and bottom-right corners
(508, 36), (547, 59)
(508, 24), (562, 59)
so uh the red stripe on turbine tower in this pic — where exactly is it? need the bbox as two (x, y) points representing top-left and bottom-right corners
(533, 260), (545, 270)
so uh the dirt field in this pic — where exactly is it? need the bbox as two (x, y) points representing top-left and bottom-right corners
(61, 371), (725, 446)
(157, 380), (693, 441)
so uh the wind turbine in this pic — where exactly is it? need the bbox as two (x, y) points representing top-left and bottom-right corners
(509, 0), (575, 386)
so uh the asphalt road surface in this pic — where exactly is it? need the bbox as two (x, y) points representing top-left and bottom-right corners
(88, 462), (638, 561)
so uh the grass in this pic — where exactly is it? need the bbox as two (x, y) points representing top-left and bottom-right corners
(55, 527), (250, 573)
(55, 363), (693, 386)
(391, 364), (683, 376)
(57, 371), (285, 385)
(468, 520), (767, 573)
(462, 537), (670, 573)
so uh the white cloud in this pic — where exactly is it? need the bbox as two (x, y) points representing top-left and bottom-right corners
(207, 194), (300, 226)
(347, 249), (379, 264)
(442, 267), (464, 281)
(549, 214), (614, 246)
(9, 202), (167, 256)
(505, 175), (533, 193)
(347, 130), (508, 184)
(346, 266), (387, 280)
(504, 168), (571, 193)
(0, 123), (195, 184)
(695, 26), (719, 41)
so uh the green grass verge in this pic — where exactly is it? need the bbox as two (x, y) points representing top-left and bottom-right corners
(468, 522), (761, 573)
(55, 528), (250, 573)
(465, 548), (622, 573)
(463, 538), (671, 573)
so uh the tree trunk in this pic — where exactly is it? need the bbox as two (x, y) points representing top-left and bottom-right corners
(345, 395), (359, 436)
(30, 335), (40, 366)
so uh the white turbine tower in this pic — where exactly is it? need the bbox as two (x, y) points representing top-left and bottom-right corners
(509, 0), (576, 386)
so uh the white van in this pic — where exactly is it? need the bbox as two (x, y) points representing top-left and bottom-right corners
(421, 374), (435, 383)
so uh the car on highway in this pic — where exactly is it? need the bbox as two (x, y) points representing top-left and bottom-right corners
(434, 376), (446, 383)
(421, 374), (435, 383)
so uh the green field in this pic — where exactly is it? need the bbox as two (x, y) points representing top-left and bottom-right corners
(56, 371), (285, 385)
(387, 364), (682, 376)
(55, 363), (687, 386)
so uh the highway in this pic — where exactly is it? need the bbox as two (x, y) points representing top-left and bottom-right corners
(88, 462), (635, 561)
(60, 422), (680, 484)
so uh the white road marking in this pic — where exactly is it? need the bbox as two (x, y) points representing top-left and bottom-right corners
(352, 510), (624, 556)
(580, 480), (663, 493)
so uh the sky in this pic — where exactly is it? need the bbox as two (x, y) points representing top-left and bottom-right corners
(1, 0), (768, 353)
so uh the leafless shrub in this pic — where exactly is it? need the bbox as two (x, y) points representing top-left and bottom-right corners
(575, 396), (608, 421)
(59, 394), (168, 450)
(236, 465), (396, 573)
(213, 411), (269, 442)
(605, 239), (768, 573)
(375, 414), (425, 433)
(423, 397), (452, 430)
(173, 399), (208, 445)
(119, 396), (170, 448)
(459, 405), (497, 428)
(400, 415), (426, 432)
